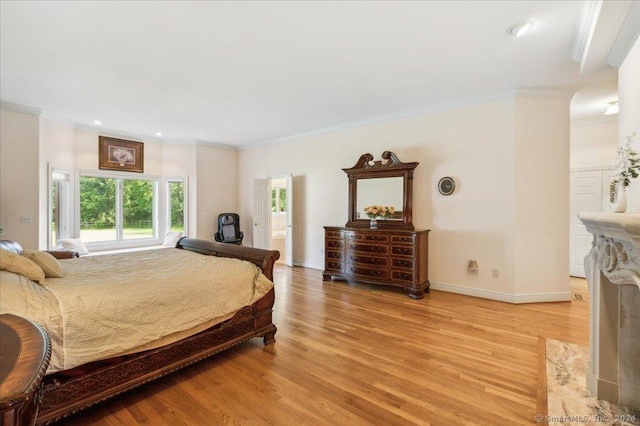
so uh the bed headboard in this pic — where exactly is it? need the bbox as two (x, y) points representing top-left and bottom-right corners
(175, 237), (280, 281)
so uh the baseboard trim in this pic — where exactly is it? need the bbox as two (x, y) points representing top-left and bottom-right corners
(430, 281), (572, 304)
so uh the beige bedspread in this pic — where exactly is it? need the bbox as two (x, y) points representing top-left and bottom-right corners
(0, 249), (274, 373)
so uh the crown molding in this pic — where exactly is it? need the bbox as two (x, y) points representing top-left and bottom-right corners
(606, 1), (640, 68)
(195, 139), (238, 151)
(73, 123), (163, 144)
(242, 89), (576, 150)
(571, 0), (603, 67)
(0, 100), (43, 117)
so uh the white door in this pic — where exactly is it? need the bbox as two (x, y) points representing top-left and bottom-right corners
(253, 179), (270, 249)
(569, 170), (604, 277)
(284, 174), (293, 267)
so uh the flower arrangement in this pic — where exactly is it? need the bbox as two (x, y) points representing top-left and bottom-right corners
(609, 132), (639, 203)
(363, 205), (395, 219)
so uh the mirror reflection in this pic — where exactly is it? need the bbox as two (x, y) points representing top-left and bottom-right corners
(356, 177), (403, 220)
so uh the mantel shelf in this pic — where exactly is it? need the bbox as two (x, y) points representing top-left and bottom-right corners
(578, 212), (640, 249)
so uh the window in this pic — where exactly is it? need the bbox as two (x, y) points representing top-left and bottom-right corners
(50, 168), (72, 248)
(79, 174), (157, 244)
(271, 187), (286, 213)
(166, 179), (186, 232)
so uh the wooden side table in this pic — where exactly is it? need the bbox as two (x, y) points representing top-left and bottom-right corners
(0, 314), (51, 426)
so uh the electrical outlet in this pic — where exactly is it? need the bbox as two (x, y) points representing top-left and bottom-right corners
(20, 215), (32, 223)
(467, 259), (478, 272)
(491, 268), (500, 278)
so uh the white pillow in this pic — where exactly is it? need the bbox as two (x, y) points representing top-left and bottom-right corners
(162, 231), (184, 247)
(58, 238), (89, 255)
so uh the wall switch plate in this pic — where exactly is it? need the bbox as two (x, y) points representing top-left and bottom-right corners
(20, 216), (32, 223)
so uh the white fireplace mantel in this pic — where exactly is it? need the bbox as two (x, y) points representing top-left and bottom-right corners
(578, 212), (640, 410)
(579, 212), (640, 250)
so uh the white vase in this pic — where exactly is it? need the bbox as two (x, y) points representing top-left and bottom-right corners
(369, 217), (378, 229)
(612, 181), (627, 213)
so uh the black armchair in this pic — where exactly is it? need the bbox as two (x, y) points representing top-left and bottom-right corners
(213, 213), (244, 245)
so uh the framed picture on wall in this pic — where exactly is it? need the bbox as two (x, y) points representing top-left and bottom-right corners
(98, 136), (144, 173)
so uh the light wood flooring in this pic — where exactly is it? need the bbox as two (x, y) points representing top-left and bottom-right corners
(59, 268), (590, 425)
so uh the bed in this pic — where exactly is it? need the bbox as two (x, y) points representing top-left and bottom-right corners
(0, 237), (279, 425)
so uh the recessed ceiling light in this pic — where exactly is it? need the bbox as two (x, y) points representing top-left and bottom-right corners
(94, 120), (102, 125)
(156, 132), (162, 137)
(604, 101), (619, 115)
(506, 21), (534, 37)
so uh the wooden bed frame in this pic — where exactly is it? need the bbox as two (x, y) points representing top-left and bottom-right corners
(35, 237), (279, 425)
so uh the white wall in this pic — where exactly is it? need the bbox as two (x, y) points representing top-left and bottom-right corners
(619, 36), (640, 212)
(238, 93), (571, 302)
(570, 118), (617, 169)
(195, 144), (238, 240)
(513, 96), (571, 300)
(0, 108), (40, 248)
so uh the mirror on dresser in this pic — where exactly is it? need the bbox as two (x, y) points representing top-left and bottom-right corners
(343, 151), (418, 230)
(356, 177), (404, 221)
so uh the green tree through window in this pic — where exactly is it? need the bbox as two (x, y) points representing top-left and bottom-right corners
(79, 175), (155, 242)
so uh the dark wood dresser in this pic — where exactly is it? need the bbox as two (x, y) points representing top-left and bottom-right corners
(0, 314), (51, 426)
(322, 226), (430, 299)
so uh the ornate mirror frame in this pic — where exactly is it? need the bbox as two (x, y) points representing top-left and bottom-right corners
(343, 151), (418, 230)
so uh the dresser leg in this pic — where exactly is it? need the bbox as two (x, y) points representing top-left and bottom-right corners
(409, 289), (424, 299)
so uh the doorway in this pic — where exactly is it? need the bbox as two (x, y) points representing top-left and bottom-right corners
(253, 174), (293, 266)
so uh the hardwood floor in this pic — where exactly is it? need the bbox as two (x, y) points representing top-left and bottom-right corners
(59, 267), (589, 425)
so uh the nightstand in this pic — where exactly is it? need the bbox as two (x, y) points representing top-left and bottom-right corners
(0, 314), (51, 426)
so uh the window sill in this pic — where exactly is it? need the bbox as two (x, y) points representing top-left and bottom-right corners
(84, 245), (171, 257)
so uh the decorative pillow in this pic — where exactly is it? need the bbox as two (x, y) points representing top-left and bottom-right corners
(0, 248), (46, 284)
(23, 250), (64, 278)
(162, 231), (184, 247)
(58, 238), (89, 255)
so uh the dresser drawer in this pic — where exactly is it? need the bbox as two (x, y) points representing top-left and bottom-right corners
(391, 270), (415, 283)
(391, 235), (416, 244)
(348, 266), (389, 280)
(326, 240), (345, 249)
(348, 242), (388, 255)
(363, 234), (388, 242)
(326, 230), (344, 238)
(348, 254), (388, 267)
(391, 246), (414, 257)
(391, 258), (414, 269)
(325, 260), (344, 272)
(326, 250), (343, 260)
(344, 231), (363, 240)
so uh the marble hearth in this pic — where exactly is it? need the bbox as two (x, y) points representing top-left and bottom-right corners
(579, 213), (640, 411)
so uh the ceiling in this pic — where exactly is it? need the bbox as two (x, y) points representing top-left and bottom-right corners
(0, 1), (624, 147)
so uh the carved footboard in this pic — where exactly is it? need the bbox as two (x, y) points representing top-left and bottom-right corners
(36, 238), (279, 425)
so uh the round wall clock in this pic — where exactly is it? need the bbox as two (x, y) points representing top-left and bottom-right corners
(438, 177), (456, 195)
